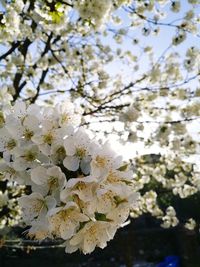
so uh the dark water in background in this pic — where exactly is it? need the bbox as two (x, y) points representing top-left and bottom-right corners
(0, 217), (200, 267)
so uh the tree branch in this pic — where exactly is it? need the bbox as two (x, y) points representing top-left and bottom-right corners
(0, 41), (21, 61)
(30, 69), (49, 103)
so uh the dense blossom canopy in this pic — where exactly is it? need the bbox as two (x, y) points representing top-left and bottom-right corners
(0, 0), (200, 253)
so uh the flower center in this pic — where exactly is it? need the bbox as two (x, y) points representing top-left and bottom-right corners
(48, 176), (59, 192)
(24, 128), (34, 140)
(23, 151), (37, 162)
(76, 147), (86, 159)
(56, 146), (66, 159)
(6, 139), (17, 150)
(43, 132), (54, 145)
(95, 156), (107, 168)
(61, 113), (70, 124)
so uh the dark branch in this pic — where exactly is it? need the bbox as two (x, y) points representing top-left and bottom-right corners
(0, 41), (21, 61)
(30, 69), (49, 103)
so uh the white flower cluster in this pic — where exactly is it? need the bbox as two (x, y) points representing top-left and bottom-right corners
(129, 154), (200, 230)
(75, 0), (113, 29)
(0, 98), (138, 254)
(0, 0), (23, 42)
(0, 0), (130, 39)
(134, 154), (200, 199)
(161, 206), (179, 229)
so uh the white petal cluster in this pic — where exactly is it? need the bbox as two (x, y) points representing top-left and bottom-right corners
(161, 206), (179, 229)
(0, 1), (23, 42)
(0, 0), (129, 40)
(0, 98), (138, 254)
(75, 0), (113, 29)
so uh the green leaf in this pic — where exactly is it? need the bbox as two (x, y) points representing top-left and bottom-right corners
(95, 212), (112, 222)
(118, 164), (128, 171)
(55, 2), (62, 11)
(49, 11), (63, 24)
